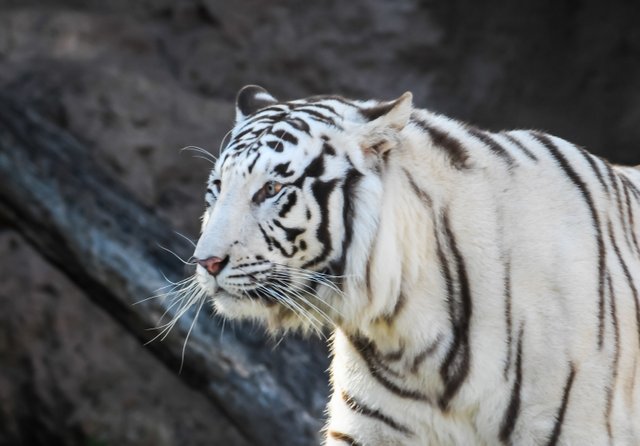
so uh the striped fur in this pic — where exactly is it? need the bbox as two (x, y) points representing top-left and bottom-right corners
(193, 86), (640, 445)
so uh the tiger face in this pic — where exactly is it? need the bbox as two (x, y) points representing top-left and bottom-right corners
(193, 85), (412, 332)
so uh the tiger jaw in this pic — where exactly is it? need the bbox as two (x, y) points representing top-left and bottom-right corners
(196, 264), (277, 305)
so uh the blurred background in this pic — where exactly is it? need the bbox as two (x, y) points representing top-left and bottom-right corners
(0, 1), (639, 445)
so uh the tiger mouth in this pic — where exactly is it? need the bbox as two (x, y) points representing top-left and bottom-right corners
(216, 279), (281, 306)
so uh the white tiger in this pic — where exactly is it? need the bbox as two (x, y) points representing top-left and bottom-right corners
(191, 85), (640, 445)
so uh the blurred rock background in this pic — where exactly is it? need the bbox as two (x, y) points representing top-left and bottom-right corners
(0, 0), (639, 445)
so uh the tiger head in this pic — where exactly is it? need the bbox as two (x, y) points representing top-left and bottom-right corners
(193, 85), (412, 333)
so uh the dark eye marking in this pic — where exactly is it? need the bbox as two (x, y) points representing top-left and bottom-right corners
(212, 179), (221, 193)
(278, 191), (298, 218)
(252, 180), (283, 204)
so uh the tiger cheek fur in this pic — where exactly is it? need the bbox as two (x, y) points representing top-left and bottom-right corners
(191, 85), (640, 445)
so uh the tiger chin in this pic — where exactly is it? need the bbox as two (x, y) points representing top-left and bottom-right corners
(191, 85), (640, 445)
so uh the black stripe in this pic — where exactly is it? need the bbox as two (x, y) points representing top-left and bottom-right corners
(403, 168), (433, 207)
(607, 219), (640, 346)
(328, 431), (361, 446)
(621, 174), (640, 201)
(576, 148), (609, 193)
(297, 153), (325, 181)
(411, 115), (469, 169)
(271, 129), (298, 146)
(298, 102), (338, 115)
(533, 132), (606, 349)
(237, 108), (288, 129)
(438, 211), (473, 410)
(605, 272), (620, 440)
(247, 152), (260, 173)
(273, 161), (295, 178)
(349, 336), (431, 401)
(266, 139), (283, 152)
(330, 167), (363, 277)
(323, 142), (336, 156)
(468, 128), (516, 166)
(606, 164), (632, 250)
(546, 364), (577, 446)
(278, 191), (297, 218)
(293, 107), (337, 126)
(410, 334), (442, 374)
(306, 94), (355, 106)
(381, 290), (406, 325)
(235, 260), (269, 269)
(360, 101), (399, 122)
(233, 126), (262, 141)
(270, 237), (297, 258)
(501, 132), (538, 161)
(341, 390), (413, 434)
(287, 117), (311, 135)
(622, 178), (640, 258)
(301, 179), (338, 269)
(499, 323), (524, 444)
(350, 336), (403, 379)
(257, 224), (274, 251)
(272, 219), (304, 243)
(503, 260), (513, 379)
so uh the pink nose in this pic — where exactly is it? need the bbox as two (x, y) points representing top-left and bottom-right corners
(197, 256), (226, 276)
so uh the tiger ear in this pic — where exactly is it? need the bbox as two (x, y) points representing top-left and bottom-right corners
(359, 92), (413, 158)
(235, 85), (278, 123)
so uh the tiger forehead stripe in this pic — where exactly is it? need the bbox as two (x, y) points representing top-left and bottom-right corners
(222, 103), (345, 163)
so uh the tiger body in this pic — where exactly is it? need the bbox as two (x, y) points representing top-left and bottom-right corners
(192, 86), (640, 445)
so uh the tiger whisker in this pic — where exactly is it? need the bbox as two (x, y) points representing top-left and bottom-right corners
(156, 243), (197, 265)
(179, 288), (207, 374)
(133, 273), (195, 305)
(219, 128), (234, 153)
(283, 272), (345, 299)
(269, 273), (343, 320)
(273, 266), (346, 298)
(144, 276), (204, 345)
(268, 279), (334, 329)
(274, 263), (354, 280)
(254, 282), (324, 335)
(154, 282), (200, 326)
(181, 145), (218, 162)
(274, 278), (340, 323)
(174, 230), (197, 248)
(191, 155), (215, 164)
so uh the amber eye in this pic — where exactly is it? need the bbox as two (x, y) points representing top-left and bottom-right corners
(253, 181), (283, 204)
(265, 181), (282, 197)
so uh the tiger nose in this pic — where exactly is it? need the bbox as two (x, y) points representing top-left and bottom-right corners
(197, 256), (228, 277)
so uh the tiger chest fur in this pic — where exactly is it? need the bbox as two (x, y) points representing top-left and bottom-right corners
(190, 85), (640, 445)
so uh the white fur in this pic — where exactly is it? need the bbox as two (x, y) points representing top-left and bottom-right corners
(194, 90), (640, 445)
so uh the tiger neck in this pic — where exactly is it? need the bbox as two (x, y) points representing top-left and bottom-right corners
(339, 120), (456, 360)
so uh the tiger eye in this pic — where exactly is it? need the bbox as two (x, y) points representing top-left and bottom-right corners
(266, 181), (282, 197)
(252, 181), (283, 204)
